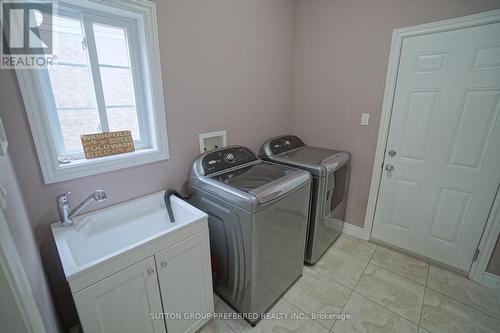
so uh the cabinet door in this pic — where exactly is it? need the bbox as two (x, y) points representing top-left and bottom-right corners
(74, 257), (166, 333)
(155, 230), (214, 333)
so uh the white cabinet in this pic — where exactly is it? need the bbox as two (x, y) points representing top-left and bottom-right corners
(74, 257), (166, 333)
(156, 231), (214, 333)
(72, 230), (213, 333)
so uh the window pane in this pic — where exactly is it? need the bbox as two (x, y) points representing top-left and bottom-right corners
(100, 67), (136, 106)
(93, 24), (129, 67)
(52, 16), (87, 65)
(107, 107), (140, 140)
(58, 109), (101, 152)
(48, 65), (97, 109)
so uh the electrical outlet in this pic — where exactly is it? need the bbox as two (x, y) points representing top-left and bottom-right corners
(361, 113), (370, 126)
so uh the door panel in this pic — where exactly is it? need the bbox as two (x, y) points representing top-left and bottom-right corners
(74, 257), (166, 333)
(428, 187), (472, 244)
(447, 89), (500, 169)
(155, 231), (214, 333)
(399, 91), (439, 161)
(387, 179), (420, 231)
(470, 44), (500, 71)
(373, 22), (500, 271)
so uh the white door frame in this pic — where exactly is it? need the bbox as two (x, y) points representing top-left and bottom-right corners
(0, 208), (47, 333)
(363, 9), (500, 283)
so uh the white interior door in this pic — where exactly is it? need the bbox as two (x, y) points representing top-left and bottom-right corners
(372, 21), (500, 271)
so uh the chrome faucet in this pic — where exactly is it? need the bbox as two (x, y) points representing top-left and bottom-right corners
(56, 190), (108, 227)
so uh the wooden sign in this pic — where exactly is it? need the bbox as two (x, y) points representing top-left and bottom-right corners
(81, 130), (135, 159)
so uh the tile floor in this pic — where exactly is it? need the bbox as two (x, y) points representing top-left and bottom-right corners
(197, 233), (500, 333)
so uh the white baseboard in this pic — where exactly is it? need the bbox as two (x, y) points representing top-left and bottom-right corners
(481, 272), (500, 301)
(342, 223), (365, 239)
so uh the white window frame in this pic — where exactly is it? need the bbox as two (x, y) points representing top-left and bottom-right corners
(15, 0), (169, 184)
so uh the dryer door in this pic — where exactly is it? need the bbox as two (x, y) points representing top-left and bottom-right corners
(324, 162), (350, 222)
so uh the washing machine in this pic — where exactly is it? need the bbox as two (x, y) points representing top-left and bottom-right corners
(187, 145), (311, 324)
(259, 135), (350, 265)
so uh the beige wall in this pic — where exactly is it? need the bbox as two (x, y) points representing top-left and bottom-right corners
(291, 0), (500, 272)
(0, 0), (296, 329)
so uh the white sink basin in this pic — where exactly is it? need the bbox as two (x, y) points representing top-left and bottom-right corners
(52, 191), (207, 281)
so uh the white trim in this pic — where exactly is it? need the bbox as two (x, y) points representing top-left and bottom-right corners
(15, 0), (169, 184)
(0, 209), (47, 333)
(480, 272), (500, 289)
(363, 9), (500, 278)
(470, 184), (500, 283)
(342, 222), (365, 239)
(198, 130), (228, 153)
(480, 272), (500, 301)
(80, 11), (111, 133)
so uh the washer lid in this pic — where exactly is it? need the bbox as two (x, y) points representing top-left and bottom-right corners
(268, 146), (350, 177)
(212, 161), (311, 204)
(213, 162), (296, 191)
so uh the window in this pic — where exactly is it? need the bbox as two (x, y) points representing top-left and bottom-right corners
(16, 0), (168, 183)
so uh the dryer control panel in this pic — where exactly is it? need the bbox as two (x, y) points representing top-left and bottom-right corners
(202, 146), (258, 174)
(269, 135), (305, 155)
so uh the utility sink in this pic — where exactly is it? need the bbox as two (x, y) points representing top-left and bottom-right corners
(51, 191), (207, 289)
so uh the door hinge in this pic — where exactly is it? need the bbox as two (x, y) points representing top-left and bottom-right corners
(473, 248), (480, 262)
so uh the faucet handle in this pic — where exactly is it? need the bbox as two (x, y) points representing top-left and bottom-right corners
(56, 192), (71, 204)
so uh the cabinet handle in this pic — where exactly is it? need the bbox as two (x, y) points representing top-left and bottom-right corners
(147, 267), (155, 275)
(160, 260), (168, 268)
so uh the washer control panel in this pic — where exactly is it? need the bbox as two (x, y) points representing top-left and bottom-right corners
(202, 146), (258, 174)
(269, 135), (305, 155)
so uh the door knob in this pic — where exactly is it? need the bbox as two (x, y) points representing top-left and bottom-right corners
(385, 164), (394, 171)
(388, 150), (396, 157)
(147, 267), (155, 275)
(160, 260), (168, 268)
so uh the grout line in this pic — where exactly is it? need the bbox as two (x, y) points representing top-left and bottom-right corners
(352, 255), (370, 291)
(280, 297), (333, 331)
(330, 248), (373, 332)
(309, 265), (358, 291)
(352, 291), (420, 328)
(334, 288), (355, 333)
(333, 236), (378, 263)
(350, 289), (421, 326)
(352, 251), (426, 327)
(329, 241), (376, 332)
(284, 269), (349, 331)
(368, 241), (497, 322)
(368, 260), (427, 287)
(425, 264), (430, 286)
(424, 285), (500, 322)
(280, 295), (333, 331)
(328, 245), (372, 265)
(367, 244), (378, 262)
(418, 267), (431, 327)
(426, 264), (500, 321)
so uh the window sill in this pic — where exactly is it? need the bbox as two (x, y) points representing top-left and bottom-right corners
(44, 147), (169, 184)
